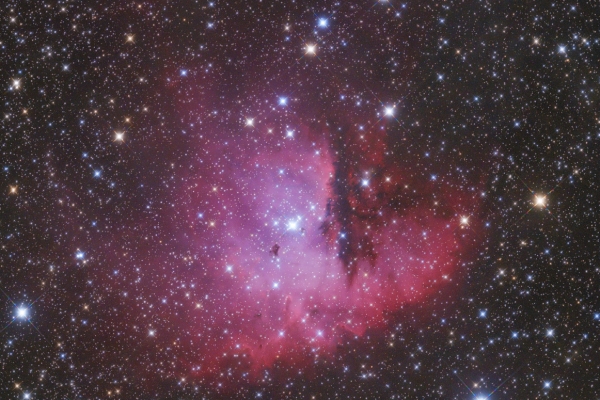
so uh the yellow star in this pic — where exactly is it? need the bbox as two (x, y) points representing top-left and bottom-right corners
(534, 195), (547, 208)
(305, 44), (317, 55)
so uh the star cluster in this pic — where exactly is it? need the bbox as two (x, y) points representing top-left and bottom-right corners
(1, 0), (600, 399)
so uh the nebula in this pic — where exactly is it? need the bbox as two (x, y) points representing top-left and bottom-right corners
(175, 112), (482, 381)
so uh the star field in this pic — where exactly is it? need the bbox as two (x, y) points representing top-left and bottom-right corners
(1, 0), (600, 399)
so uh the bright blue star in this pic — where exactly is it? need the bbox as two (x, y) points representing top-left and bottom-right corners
(16, 306), (28, 320)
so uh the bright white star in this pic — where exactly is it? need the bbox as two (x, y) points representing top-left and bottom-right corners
(305, 44), (317, 55)
(16, 307), (28, 319)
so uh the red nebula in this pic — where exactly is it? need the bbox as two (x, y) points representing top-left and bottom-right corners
(176, 117), (484, 384)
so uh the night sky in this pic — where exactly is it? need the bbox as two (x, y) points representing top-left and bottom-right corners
(1, 0), (600, 399)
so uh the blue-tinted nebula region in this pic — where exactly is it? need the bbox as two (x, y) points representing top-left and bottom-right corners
(177, 114), (482, 379)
